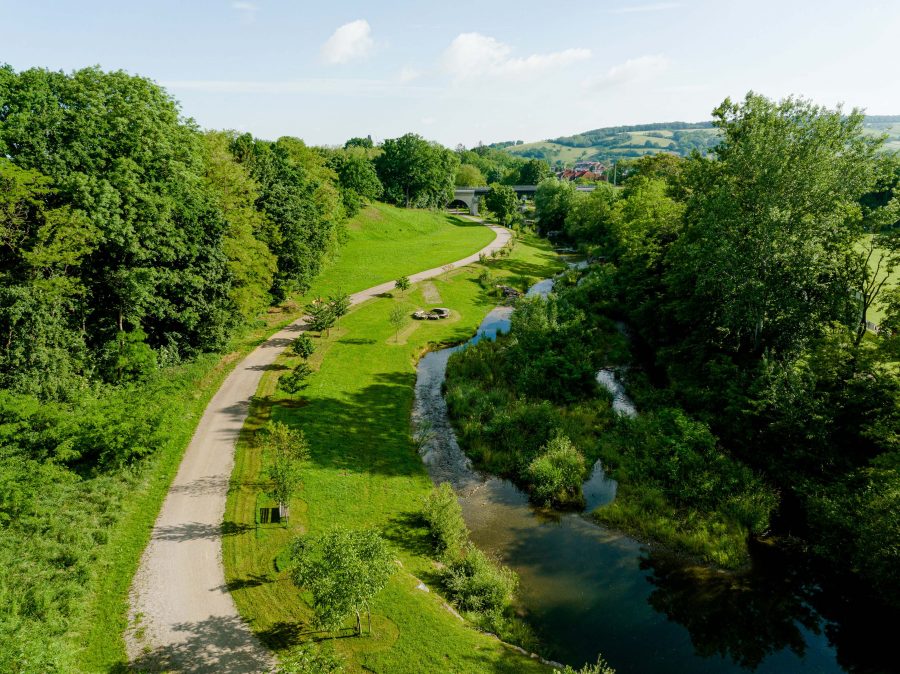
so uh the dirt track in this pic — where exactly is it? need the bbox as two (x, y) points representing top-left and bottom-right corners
(125, 222), (511, 673)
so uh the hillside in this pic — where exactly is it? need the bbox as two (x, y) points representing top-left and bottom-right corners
(494, 116), (900, 165)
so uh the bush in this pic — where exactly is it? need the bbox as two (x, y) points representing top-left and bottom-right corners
(279, 362), (313, 396)
(477, 268), (493, 288)
(290, 334), (315, 359)
(442, 545), (517, 615)
(525, 435), (586, 507)
(422, 483), (468, 558)
(554, 656), (616, 674)
(277, 644), (343, 673)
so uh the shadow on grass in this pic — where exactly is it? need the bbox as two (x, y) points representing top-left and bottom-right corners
(381, 511), (431, 558)
(446, 214), (490, 229)
(487, 252), (563, 281)
(259, 620), (360, 650)
(220, 573), (272, 593)
(271, 372), (423, 478)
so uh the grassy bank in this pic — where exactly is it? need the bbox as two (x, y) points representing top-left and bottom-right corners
(301, 203), (496, 302)
(58, 205), (498, 671)
(223, 233), (563, 672)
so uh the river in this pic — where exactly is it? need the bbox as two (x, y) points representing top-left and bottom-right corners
(411, 276), (887, 673)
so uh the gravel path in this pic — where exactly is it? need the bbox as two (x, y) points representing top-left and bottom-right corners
(125, 222), (510, 673)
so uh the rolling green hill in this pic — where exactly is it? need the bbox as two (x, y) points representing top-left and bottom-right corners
(494, 116), (900, 166)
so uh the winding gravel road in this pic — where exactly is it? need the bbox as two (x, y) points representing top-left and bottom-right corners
(125, 222), (510, 673)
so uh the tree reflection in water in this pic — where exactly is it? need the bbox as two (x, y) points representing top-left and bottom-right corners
(641, 540), (900, 674)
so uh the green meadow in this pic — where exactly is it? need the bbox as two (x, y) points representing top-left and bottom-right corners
(223, 233), (565, 672)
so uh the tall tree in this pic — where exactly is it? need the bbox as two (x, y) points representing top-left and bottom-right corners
(201, 132), (277, 322)
(534, 178), (575, 235)
(518, 158), (551, 185)
(668, 93), (884, 359)
(484, 184), (519, 226)
(375, 133), (459, 208)
(0, 65), (235, 363)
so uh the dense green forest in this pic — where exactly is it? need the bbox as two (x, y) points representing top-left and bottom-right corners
(449, 95), (900, 602)
(0, 65), (463, 672)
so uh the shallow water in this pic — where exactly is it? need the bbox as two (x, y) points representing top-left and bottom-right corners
(411, 279), (860, 673)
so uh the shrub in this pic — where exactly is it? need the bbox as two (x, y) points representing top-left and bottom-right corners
(290, 334), (315, 359)
(395, 275), (411, 292)
(277, 644), (343, 673)
(421, 483), (468, 558)
(477, 268), (493, 288)
(554, 656), (616, 674)
(442, 545), (517, 614)
(279, 362), (313, 396)
(525, 435), (586, 507)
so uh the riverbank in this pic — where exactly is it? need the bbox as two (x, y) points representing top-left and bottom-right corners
(222, 232), (566, 671)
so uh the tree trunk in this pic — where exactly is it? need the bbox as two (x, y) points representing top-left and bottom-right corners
(355, 610), (361, 636)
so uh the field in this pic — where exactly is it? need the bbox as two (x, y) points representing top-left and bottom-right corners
(862, 120), (900, 152)
(502, 117), (900, 165)
(68, 204), (497, 671)
(223, 233), (566, 672)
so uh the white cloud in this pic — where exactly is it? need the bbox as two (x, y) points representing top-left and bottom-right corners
(611, 2), (681, 13)
(231, 1), (258, 20)
(584, 54), (670, 90)
(397, 66), (421, 83)
(442, 33), (590, 81)
(321, 19), (374, 65)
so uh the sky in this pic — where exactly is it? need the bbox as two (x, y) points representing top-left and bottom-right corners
(2, 0), (900, 147)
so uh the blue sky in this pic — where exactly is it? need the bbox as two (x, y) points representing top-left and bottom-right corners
(3, 1), (899, 146)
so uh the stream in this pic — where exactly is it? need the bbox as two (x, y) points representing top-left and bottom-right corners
(412, 276), (873, 673)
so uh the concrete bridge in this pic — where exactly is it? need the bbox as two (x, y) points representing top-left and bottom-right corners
(450, 185), (596, 215)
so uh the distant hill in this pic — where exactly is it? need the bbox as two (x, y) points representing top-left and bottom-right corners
(491, 116), (900, 166)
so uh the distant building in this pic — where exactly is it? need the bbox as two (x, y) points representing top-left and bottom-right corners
(556, 165), (607, 182)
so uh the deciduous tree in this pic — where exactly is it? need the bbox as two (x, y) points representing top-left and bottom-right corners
(290, 528), (396, 635)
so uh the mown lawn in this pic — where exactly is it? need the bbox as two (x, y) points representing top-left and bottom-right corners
(223, 233), (564, 673)
(300, 203), (496, 303)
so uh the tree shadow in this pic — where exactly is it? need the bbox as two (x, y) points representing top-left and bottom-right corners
(446, 214), (488, 229)
(153, 520), (254, 542)
(221, 573), (272, 592)
(245, 363), (289, 372)
(272, 372), (423, 478)
(170, 475), (230, 497)
(127, 614), (273, 674)
(337, 337), (377, 345)
(488, 253), (564, 281)
(258, 620), (358, 650)
(381, 510), (431, 558)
